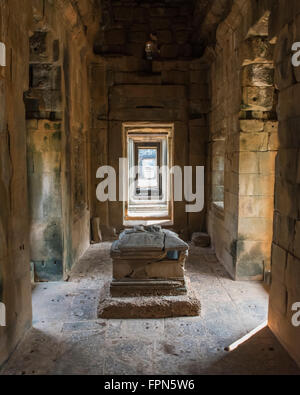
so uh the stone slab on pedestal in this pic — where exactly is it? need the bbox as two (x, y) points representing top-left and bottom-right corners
(110, 227), (189, 298)
(98, 279), (201, 319)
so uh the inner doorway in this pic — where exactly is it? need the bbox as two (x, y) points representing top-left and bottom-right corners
(123, 123), (174, 227)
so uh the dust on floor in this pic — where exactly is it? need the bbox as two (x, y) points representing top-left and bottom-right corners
(1, 243), (299, 375)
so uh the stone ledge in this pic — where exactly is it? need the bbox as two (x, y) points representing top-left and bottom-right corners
(110, 279), (187, 298)
(98, 279), (201, 319)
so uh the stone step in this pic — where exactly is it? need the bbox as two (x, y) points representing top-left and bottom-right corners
(110, 279), (187, 298)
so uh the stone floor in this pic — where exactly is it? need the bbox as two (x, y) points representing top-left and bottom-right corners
(1, 243), (299, 375)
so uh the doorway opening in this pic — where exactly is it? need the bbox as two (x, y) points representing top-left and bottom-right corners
(123, 123), (174, 226)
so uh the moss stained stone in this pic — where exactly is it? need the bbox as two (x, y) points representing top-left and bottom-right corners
(33, 260), (63, 282)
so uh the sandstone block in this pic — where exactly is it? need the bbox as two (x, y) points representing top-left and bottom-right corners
(157, 30), (173, 44)
(98, 281), (201, 319)
(241, 37), (274, 64)
(294, 221), (300, 259)
(91, 218), (102, 244)
(240, 132), (269, 152)
(271, 243), (287, 282)
(192, 233), (211, 248)
(189, 84), (209, 100)
(128, 31), (148, 44)
(174, 30), (190, 44)
(239, 174), (275, 196)
(242, 86), (274, 111)
(258, 151), (277, 175)
(32, 64), (62, 91)
(30, 31), (49, 62)
(268, 132), (279, 151)
(277, 148), (298, 183)
(242, 64), (274, 87)
(114, 72), (162, 85)
(189, 100), (210, 115)
(178, 44), (192, 58)
(239, 152), (259, 173)
(275, 59), (294, 91)
(150, 17), (171, 31)
(239, 196), (274, 218)
(264, 121), (278, 134)
(160, 44), (179, 59)
(238, 218), (273, 242)
(126, 43), (145, 58)
(105, 29), (126, 46)
(162, 70), (188, 85)
(190, 69), (209, 84)
(286, 254), (300, 293)
(152, 60), (190, 72)
(240, 119), (264, 133)
(270, 280), (288, 315)
(113, 7), (134, 21)
(275, 178), (298, 219)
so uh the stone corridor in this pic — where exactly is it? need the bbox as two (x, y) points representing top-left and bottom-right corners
(1, 0), (300, 374)
(1, 244), (298, 375)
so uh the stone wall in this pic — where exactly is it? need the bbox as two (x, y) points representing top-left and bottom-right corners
(0, 0), (33, 367)
(207, 0), (278, 281)
(1, 0), (299, 370)
(89, 55), (210, 239)
(27, 120), (64, 281)
(206, 0), (300, 367)
(25, 22), (64, 281)
(268, 0), (300, 367)
(0, 0), (99, 366)
(24, 0), (99, 281)
(94, 0), (197, 59)
(89, 1), (211, 240)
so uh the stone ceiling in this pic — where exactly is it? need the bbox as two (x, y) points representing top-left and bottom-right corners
(93, 0), (234, 58)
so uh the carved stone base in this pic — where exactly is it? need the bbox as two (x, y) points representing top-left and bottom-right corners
(98, 279), (201, 319)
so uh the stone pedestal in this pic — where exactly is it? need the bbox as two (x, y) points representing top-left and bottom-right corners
(110, 250), (188, 297)
(109, 227), (189, 297)
(98, 279), (201, 319)
(97, 226), (200, 319)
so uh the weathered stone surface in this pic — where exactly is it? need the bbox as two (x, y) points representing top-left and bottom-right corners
(192, 233), (211, 248)
(242, 64), (274, 87)
(157, 30), (173, 44)
(30, 64), (61, 90)
(242, 86), (274, 111)
(271, 243), (287, 282)
(98, 281), (200, 319)
(161, 70), (188, 85)
(0, 0), (98, 366)
(91, 218), (102, 244)
(269, 280), (288, 316)
(2, 0), (300, 374)
(7, 244), (296, 375)
(241, 37), (274, 65)
(160, 44), (179, 59)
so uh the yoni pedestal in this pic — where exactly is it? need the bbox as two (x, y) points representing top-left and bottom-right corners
(98, 227), (201, 319)
(110, 226), (188, 297)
